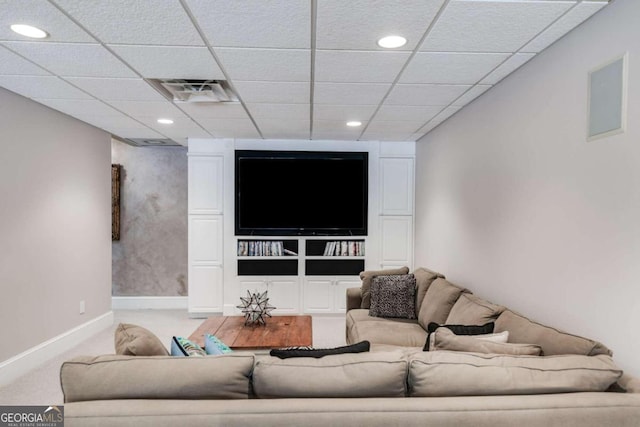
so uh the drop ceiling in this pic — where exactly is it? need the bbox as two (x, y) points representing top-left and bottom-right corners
(0, 0), (609, 145)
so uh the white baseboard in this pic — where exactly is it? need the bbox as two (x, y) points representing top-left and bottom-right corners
(112, 296), (188, 310)
(0, 311), (114, 387)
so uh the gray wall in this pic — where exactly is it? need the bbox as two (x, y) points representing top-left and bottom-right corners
(0, 87), (112, 363)
(111, 139), (188, 296)
(415, 0), (639, 376)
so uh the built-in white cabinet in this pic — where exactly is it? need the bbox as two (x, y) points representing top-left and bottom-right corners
(303, 277), (361, 313)
(189, 265), (223, 314)
(380, 158), (414, 215)
(380, 216), (413, 270)
(239, 277), (299, 314)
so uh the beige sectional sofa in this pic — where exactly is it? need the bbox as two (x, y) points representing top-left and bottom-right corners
(59, 266), (640, 426)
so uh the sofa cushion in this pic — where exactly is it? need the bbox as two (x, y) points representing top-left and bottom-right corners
(270, 340), (370, 359)
(408, 351), (622, 397)
(60, 353), (255, 402)
(429, 327), (542, 356)
(114, 323), (169, 356)
(446, 293), (505, 325)
(417, 278), (469, 330)
(346, 310), (427, 347)
(495, 309), (612, 356)
(423, 321), (495, 351)
(413, 267), (445, 316)
(359, 266), (410, 309)
(369, 274), (416, 319)
(253, 352), (408, 398)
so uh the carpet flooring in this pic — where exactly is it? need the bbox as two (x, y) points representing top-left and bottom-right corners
(0, 310), (347, 405)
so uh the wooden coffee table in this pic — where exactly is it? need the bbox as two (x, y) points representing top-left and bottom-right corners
(188, 315), (313, 350)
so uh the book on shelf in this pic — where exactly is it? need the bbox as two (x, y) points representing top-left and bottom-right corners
(322, 240), (365, 257)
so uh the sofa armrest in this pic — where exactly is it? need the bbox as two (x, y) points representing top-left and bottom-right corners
(346, 287), (362, 312)
(618, 374), (640, 393)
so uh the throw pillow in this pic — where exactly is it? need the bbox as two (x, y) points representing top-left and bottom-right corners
(413, 267), (445, 316)
(114, 323), (169, 356)
(360, 266), (410, 309)
(369, 274), (417, 319)
(473, 331), (509, 343)
(429, 327), (542, 356)
(269, 340), (370, 359)
(204, 334), (233, 355)
(171, 336), (206, 357)
(446, 293), (505, 325)
(423, 321), (495, 351)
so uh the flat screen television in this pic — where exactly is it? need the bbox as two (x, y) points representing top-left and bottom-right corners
(235, 150), (368, 236)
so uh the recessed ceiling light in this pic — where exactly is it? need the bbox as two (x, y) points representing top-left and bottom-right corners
(10, 24), (48, 39)
(377, 35), (407, 49)
(346, 121), (362, 127)
(157, 118), (174, 124)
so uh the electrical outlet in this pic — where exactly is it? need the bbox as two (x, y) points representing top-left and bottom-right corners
(79, 300), (85, 314)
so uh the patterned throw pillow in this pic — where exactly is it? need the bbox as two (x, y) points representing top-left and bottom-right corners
(170, 336), (206, 357)
(369, 274), (417, 319)
(204, 334), (233, 355)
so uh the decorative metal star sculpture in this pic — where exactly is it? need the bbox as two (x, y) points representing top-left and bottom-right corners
(237, 290), (276, 326)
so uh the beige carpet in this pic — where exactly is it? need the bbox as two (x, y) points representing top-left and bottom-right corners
(0, 310), (347, 405)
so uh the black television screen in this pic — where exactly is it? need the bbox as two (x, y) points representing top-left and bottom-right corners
(235, 150), (368, 236)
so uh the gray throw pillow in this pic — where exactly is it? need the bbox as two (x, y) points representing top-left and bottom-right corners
(369, 274), (416, 319)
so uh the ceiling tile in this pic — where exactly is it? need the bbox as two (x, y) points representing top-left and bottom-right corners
(33, 98), (123, 117)
(65, 77), (165, 101)
(245, 103), (309, 120)
(0, 75), (92, 99)
(256, 119), (310, 134)
(178, 102), (249, 119)
(481, 53), (535, 85)
(186, 0), (310, 48)
(109, 45), (224, 79)
(365, 120), (424, 133)
(522, 2), (607, 53)
(215, 48), (309, 82)
(385, 84), (470, 106)
(0, 46), (50, 75)
(314, 82), (391, 105)
(312, 130), (363, 141)
(451, 84), (492, 107)
(211, 128), (262, 139)
(0, 0), (94, 43)
(400, 52), (509, 84)
(375, 105), (442, 122)
(54, 0), (203, 46)
(198, 117), (260, 134)
(232, 81), (309, 103)
(419, 106), (461, 131)
(421, 0), (574, 53)
(416, 120), (442, 135)
(3, 42), (136, 77)
(315, 50), (410, 83)
(137, 117), (211, 138)
(316, 0), (445, 51)
(313, 105), (377, 122)
(264, 130), (311, 140)
(73, 114), (152, 131)
(313, 120), (366, 133)
(105, 100), (188, 119)
(360, 131), (413, 142)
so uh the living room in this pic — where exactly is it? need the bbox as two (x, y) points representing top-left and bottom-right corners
(1, 0), (639, 422)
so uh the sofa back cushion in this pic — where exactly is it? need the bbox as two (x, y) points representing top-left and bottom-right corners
(60, 353), (255, 402)
(413, 267), (445, 316)
(446, 294), (505, 325)
(408, 351), (622, 397)
(253, 352), (408, 398)
(495, 310), (612, 356)
(359, 266), (410, 309)
(417, 278), (470, 330)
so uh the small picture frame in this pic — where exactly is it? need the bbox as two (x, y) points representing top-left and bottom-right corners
(587, 53), (628, 141)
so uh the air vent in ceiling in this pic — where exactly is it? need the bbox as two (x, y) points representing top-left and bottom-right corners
(122, 138), (183, 147)
(148, 79), (239, 104)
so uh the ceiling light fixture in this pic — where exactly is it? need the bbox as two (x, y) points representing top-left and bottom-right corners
(157, 118), (174, 125)
(377, 35), (407, 49)
(346, 121), (362, 127)
(10, 24), (48, 39)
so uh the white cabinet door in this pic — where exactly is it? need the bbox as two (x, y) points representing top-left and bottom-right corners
(189, 216), (223, 264)
(188, 155), (223, 214)
(267, 278), (300, 314)
(380, 158), (414, 215)
(380, 216), (413, 269)
(189, 265), (223, 313)
(303, 279), (333, 313)
(334, 279), (361, 312)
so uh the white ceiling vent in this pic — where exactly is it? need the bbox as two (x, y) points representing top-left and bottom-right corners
(148, 79), (239, 104)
